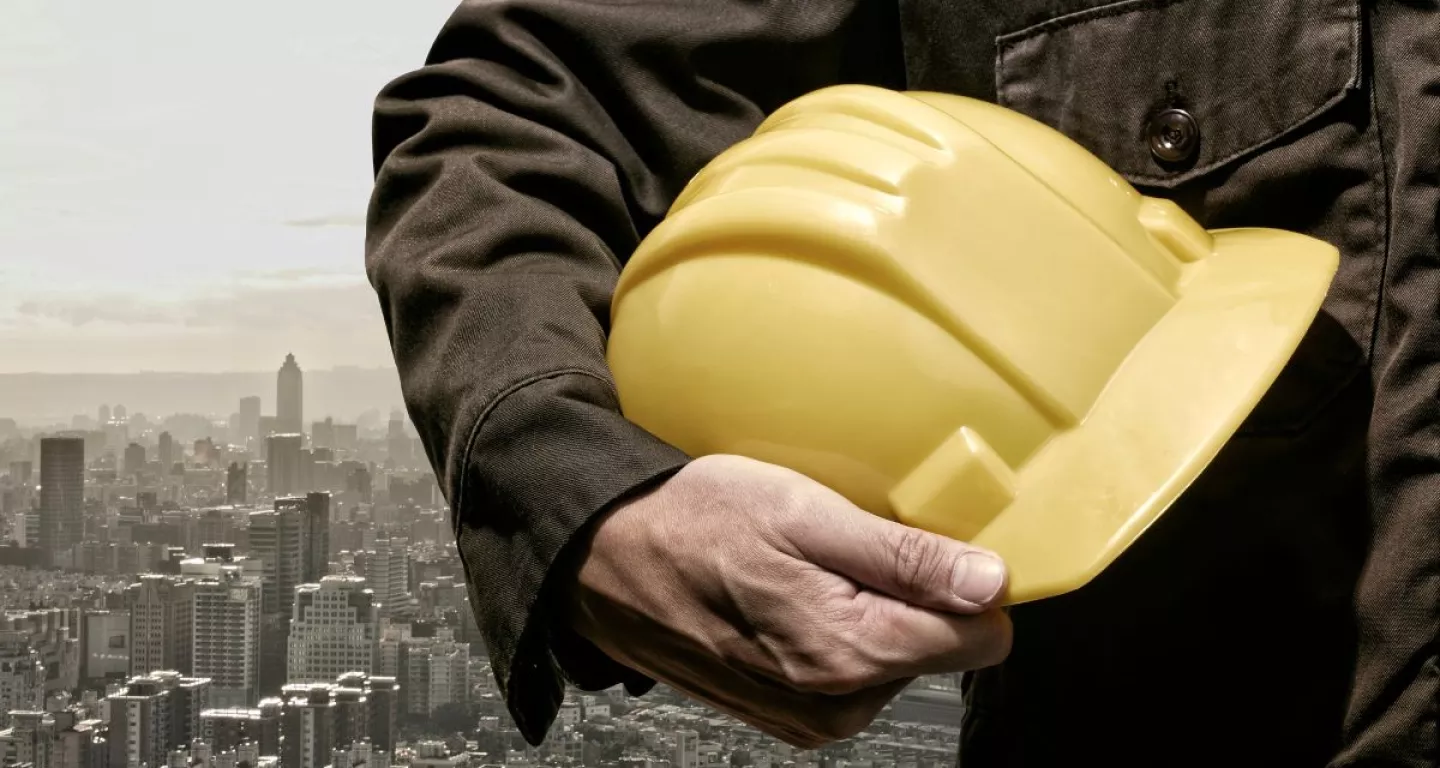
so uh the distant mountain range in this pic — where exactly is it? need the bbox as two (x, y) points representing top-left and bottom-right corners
(0, 367), (408, 428)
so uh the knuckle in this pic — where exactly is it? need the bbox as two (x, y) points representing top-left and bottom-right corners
(890, 527), (946, 595)
(782, 643), (879, 696)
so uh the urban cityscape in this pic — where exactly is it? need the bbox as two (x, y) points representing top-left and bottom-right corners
(0, 353), (967, 768)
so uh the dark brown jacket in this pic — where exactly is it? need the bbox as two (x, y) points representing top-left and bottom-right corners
(365, 1), (1437, 765)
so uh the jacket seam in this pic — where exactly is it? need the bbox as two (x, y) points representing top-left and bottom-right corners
(996, 0), (1190, 47)
(1364, 31), (1392, 362)
(451, 366), (615, 539)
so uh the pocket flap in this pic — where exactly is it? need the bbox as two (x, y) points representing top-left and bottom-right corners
(995, 0), (1362, 187)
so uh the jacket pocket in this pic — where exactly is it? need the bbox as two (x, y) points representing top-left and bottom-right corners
(993, 0), (1374, 437)
(995, 0), (1362, 187)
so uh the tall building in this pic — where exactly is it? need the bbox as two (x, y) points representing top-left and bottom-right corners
(266, 435), (303, 496)
(0, 632), (44, 726)
(312, 418), (336, 451)
(200, 697), (282, 754)
(277, 354), (303, 436)
(0, 708), (103, 768)
(81, 610), (130, 685)
(386, 411), (411, 467)
(102, 421), (128, 456)
(158, 431), (174, 470)
(248, 507), (305, 620)
(335, 672), (398, 754)
(227, 463), (248, 505)
(106, 671), (212, 768)
(126, 574), (196, 678)
(38, 437), (84, 565)
(0, 611), (80, 699)
(248, 506), (305, 698)
(286, 576), (377, 684)
(167, 672), (212, 750)
(182, 547), (263, 708)
(281, 684), (335, 768)
(123, 443), (146, 478)
(303, 493), (330, 583)
(355, 537), (408, 616)
(98, 405), (110, 425)
(239, 396), (262, 447)
(345, 466), (372, 505)
(107, 676), (169, 768)
(272, 494), (330, 585)
(400, 629), (469, 716)
(113, 405), (127, 421)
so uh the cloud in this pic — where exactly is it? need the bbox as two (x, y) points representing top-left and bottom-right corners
(6, 270), (381, 333)
(16, 297), (176, 327)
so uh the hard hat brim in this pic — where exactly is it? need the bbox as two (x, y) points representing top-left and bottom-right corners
(949, 228), (1338, 604)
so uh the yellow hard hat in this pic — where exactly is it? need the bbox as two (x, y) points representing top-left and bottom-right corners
(606, 84), (1338, 605)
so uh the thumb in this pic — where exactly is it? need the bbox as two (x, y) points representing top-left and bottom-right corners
(785, 500), (1008, 614)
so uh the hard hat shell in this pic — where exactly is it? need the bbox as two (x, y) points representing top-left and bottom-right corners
(606, 85), (1339, 605)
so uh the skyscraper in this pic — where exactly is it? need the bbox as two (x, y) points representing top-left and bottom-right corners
(280, 684), (336, 768)
(126, 574), (195, 678)
(239, 396), (262, 447)
(386, 411), (411, 467)
(247, 509), (306, 622)
(312, 417), (335, 450)
(98, 405), (111, 425)
(106, 676), (171, 768)
(123, 443), (146, 478)
(266, 435), (303, 497)
(39, 437), (84, 564)
(400, 630), (469, 716)
(355, 536), (408, 616)
(273, 494), (330, 585)
(181, 546), (262, 708)
(303, 492), (330, 583)
(158, 431), (174, 470)
(277, 354), (303, 436)
(106, 671), (213, 768)
(286, 576), (376, 684)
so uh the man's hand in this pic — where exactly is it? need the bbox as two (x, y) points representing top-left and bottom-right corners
(564, 454), (1013, 748)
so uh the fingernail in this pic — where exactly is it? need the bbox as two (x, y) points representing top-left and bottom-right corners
(953, 552), (1006, 606)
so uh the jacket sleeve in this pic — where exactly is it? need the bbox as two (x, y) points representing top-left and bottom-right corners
(364, 0), (903, 745)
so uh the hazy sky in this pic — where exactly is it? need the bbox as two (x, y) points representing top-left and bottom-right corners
(0, 0), (461, 374)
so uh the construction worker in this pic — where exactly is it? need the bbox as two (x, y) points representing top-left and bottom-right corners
(364, 2), (1433, 766)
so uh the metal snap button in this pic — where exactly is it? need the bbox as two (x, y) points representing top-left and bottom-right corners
(1147, 108), (1199, 165)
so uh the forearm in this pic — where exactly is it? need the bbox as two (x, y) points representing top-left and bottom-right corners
(366, 0), (903, 744)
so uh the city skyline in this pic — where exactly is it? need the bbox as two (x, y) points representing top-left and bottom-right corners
(0, 353), (408, 429)
(0, 0), (460, 374)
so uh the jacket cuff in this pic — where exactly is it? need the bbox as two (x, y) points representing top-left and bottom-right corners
(451, 370), (689, 745)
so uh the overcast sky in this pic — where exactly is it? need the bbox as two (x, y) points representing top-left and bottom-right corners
(0, 0), (461, 374)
